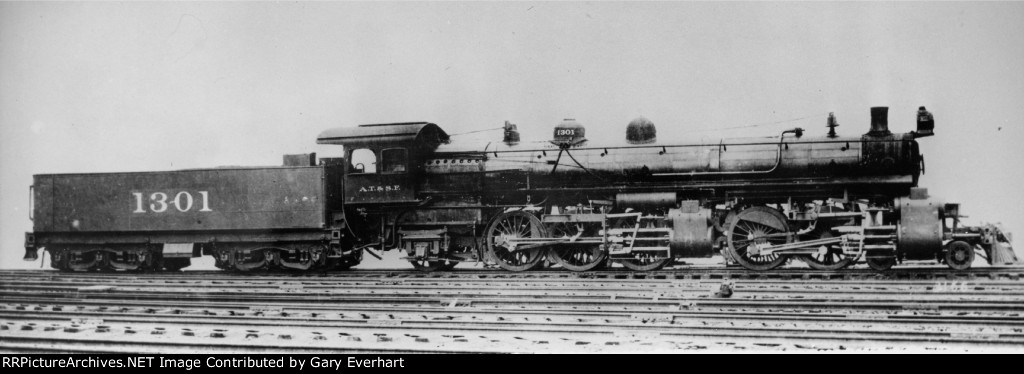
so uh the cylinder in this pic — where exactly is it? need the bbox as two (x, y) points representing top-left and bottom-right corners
(667, 205), (713, 257)
(869, 107), (891, 136)
(896, 196), (943, 258)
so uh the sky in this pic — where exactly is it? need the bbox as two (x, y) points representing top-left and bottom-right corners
(2, 2), (1023, 269)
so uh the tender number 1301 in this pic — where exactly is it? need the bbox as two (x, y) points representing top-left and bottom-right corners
(132, 191), (212, 213)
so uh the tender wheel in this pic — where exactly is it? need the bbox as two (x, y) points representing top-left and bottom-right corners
(485, 211), (546, 272)
(618, 254), (672, 271)
(230, 246), (274, 271)
(547, 223), (606, 272)
(63, 247), (108, 272)
(866, 252), (897, 271)
(47, 246), (70, 271)
(726, 206), (791, 271)
(944, 240), (975, 270)
(799, 230), (854, 271)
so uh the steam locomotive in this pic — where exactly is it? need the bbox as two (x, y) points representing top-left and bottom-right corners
(23, 106), (1017, 272)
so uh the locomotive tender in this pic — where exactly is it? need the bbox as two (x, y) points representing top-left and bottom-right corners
(23, 106), (1017, 272)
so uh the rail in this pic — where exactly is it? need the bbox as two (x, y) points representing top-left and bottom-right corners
(3, 270), (1024, 352)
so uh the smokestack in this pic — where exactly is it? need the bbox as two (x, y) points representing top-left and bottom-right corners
(869, 107), (891, 136)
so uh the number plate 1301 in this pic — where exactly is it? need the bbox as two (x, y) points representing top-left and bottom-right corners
(132, 191), (212, 213)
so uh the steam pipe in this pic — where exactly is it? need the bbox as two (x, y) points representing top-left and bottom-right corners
(651, 128), (800, 177)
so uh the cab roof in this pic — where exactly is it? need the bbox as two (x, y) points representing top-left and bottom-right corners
(317, 122), (450, 147)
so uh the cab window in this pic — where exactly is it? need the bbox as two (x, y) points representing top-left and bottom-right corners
(349, 148), (377, 174)
(381, 148), (408, 173)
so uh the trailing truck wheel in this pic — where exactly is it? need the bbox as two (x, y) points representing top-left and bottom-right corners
(726, 207), (791, 271)
(866, 253), (897, 271)
(944, 241), (975, 270)
(799, 230), (855, 271)
(328, 242), (362, 271)
(485, 211), (546, 272)
(329, 257), (359, 271)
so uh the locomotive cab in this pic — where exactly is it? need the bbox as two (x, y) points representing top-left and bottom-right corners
(317, 122), (450, 205)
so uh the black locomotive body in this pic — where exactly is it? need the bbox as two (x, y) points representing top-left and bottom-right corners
(23, 107), (1017, 272)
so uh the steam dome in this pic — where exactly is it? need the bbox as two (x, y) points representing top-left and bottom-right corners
(626, 117), (657, 144)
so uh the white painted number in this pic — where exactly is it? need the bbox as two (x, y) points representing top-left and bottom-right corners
(198, 191), (212, 212)
(557, 129), (575, 136)
(133, 190), (212, 213)
(173, 191), (193, 212)
(149, 192), (168, 213)
(132, 193), (145, 213)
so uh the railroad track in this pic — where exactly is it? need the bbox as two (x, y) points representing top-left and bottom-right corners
(2, 265), (1023, 280)
(2, 268), (1024, 352)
